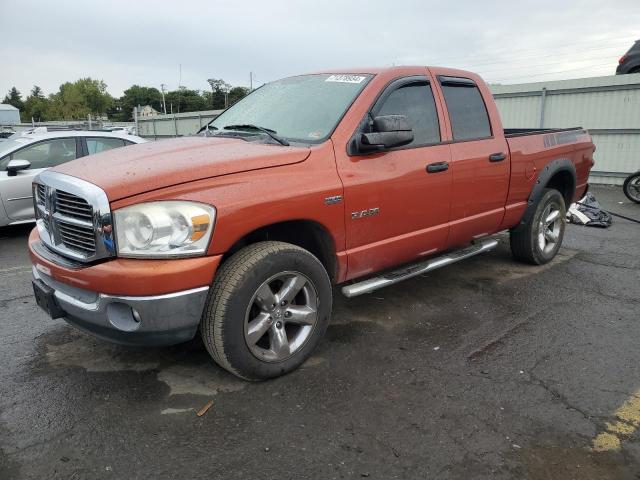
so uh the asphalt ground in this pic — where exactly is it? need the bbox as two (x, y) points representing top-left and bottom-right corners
(1, 185), (639, 480)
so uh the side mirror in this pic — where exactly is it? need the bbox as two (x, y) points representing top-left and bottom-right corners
(359, 115), (414, 152)
(6, 159), (31, 177)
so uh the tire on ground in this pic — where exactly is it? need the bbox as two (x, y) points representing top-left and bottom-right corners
(510, 188), (567, 265)
(623, 173), (640, 204)
(200, 241), (332, 380)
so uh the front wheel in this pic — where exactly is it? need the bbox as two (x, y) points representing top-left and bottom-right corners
(200, 241), (332, 380)
(623, 172), (640, 203)
(510, 188), (567, 265)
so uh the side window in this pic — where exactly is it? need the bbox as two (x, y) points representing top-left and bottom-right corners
(375, 82), (440, 146)
(440, 79), (492, 141)
(86, 137), (125, 155)
(10, 138), (77, 169)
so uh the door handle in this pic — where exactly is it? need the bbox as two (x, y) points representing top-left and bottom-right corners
(489, 152), (506, 162)
(426, 162), (449, 173)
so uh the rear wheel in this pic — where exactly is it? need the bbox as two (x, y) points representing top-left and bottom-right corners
(623, 172), (640, 203)
(200, 241), (332, 380)
(510, 188), (566, 265)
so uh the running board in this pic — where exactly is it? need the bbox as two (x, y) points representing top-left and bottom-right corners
(341, 238), (499, 298)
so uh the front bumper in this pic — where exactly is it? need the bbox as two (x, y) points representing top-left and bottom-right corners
(32, 265), (209, 346)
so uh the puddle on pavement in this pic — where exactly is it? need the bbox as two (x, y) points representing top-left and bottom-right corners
(464, 248), (577, 284)
(40, 327), (326, 414)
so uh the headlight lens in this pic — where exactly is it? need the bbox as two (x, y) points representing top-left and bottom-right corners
(114, 201), (216, 258)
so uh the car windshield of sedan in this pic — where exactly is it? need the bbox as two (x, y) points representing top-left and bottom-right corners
(206, 74), (373, 143)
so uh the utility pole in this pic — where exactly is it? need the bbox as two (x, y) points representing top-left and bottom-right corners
(177, 64), (182, 114)
(160, 83), (167, 114)
(249, 71), (253, 91)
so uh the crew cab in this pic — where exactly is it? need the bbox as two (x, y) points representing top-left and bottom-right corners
(28, 67), (594, 380)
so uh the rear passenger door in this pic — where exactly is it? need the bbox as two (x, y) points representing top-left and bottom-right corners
(436, 76), (510, 246)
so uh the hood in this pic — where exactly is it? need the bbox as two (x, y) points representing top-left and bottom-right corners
(53, 136), (311, 201)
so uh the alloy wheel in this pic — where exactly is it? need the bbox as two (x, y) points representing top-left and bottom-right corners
(244, 271), (318, 362)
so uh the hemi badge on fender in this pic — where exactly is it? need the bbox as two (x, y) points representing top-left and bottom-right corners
(324, 195), (343, 205)
(35, 264), (51, 276)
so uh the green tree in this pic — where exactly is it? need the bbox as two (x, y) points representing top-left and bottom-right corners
(119, 85), (163, 121)
(22, 85), (50, 122)
(2, 87), (24, 112)
(206, 78), (231, 109)
(228, 86), (249, 107)
(46, 78), (113, 120)
(74, 78), (113, 116)
(165, 88), (208, 114)
(30, 86), (44, 99)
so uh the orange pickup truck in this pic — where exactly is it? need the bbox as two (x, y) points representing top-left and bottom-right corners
(29, 66), (594, 380)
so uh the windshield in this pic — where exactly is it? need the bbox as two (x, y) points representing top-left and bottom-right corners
(208, 74), (372, 143)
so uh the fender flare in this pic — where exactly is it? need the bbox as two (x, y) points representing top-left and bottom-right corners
(516, 158), (576, 227)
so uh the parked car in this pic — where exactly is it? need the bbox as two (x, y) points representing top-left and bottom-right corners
(616, 40), (640, 74)
(0, 128), (146, 226)
(28, 67), (594, 380)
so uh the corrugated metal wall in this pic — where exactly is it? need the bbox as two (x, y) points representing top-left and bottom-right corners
(136, 110), (223, 138)
(491, 74), (640, 185)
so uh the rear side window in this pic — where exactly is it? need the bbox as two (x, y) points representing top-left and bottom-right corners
(440, 79), (492, 141)
(375, 82), (440, 146)
(86, 137), (125, 155)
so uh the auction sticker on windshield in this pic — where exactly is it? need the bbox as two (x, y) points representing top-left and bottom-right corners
(325, 74), (366, 83)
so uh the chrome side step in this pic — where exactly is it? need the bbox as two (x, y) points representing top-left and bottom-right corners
(341, 238), (499, 298)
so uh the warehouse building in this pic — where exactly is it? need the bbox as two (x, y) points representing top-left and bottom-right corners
(0, 103), (20, 125)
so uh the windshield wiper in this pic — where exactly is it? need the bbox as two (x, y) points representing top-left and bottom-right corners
(222, 124), (290, 146)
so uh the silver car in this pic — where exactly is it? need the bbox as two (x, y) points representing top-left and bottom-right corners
(0, 128), (146, 226)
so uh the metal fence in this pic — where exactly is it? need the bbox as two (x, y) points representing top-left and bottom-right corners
(490, 73), (640, 185)
(135, 109), (223, 139)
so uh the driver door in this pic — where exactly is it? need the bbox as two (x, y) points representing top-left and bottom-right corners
(0, 137), (79, 221)
(334, 75), (453, 279)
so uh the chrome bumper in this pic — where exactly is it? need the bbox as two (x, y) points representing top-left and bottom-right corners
(32, 266), (209, 346)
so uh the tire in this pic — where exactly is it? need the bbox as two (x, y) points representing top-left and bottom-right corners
(623, 172), (640, 204)
(510, 188), (567, 265)
(200, 241), (332, 380)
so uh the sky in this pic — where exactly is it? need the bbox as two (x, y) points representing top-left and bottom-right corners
(0, 0), (638, 99)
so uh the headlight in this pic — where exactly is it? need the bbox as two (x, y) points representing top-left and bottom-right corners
(114, 201), (216, 258)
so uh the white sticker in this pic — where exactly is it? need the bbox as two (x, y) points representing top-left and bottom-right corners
(325, 74), (366, 84)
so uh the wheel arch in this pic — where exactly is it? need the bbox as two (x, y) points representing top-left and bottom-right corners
(517, 158), (576, 227)
(220, 219), (338, 283)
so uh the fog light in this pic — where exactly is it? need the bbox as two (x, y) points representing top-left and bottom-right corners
(107, 303), (142, 332)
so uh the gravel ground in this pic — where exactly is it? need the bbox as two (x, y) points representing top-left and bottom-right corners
(1, 185), (639, 479)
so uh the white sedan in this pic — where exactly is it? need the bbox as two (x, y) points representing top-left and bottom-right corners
(0, 128), (146, 227)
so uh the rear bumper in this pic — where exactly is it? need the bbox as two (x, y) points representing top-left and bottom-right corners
(32, 265), (209, 346)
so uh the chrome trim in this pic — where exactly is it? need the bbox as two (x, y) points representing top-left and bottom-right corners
(33, 266), (209, 344)
(341, 238), (499, 298)
(31, 240), (86, 270)
(32, 170), (115, 263)
(7, 195), (34, 202)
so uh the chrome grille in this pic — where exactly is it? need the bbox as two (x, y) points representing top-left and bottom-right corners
(33, 171), (115, 263)
(55, 190), (94, 221)
(58, 222), (96, 254)
(37, 184), (46, 206)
